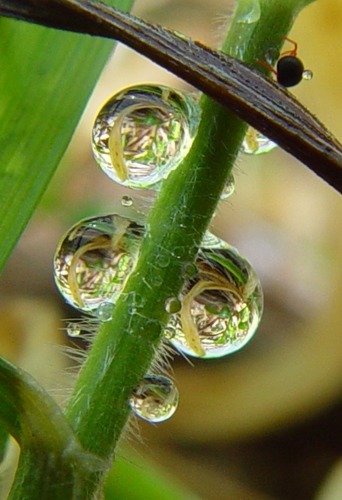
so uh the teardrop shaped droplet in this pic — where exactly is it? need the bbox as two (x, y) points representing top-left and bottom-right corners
(166, 237), (263, 359)
(129, 375), (179, 423)
(221, 173), (235, 200)
(242, 127), (277, 155)
(54, 214), (144, 314)
(92, 84), (201, 189)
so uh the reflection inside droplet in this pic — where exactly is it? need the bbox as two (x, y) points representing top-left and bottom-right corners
(129, 374), (179, 423)
(54, 214), (145, 314)
(166, 237), (263, 358)
(242, 127), (277, 155)
(92, 84), (201, 189)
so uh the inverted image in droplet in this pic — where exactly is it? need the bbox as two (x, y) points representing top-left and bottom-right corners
(242, 127), (277, 155)
(129, 374), (179, 423)
(54, 214), (144, 314)
(166, 237), (263, 358)
(221, 173), (235, 200)
(92, 84), (201, 189)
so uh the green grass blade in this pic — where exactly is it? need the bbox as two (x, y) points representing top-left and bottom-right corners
(0, 0), (134, 272)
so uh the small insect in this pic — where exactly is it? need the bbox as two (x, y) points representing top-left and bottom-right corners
(261, 36), (312, 88)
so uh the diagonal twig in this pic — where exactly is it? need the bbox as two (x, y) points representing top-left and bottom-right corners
(1, 0), (342, 194)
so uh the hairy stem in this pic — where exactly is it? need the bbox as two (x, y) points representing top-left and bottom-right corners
(65, 0), (316, 495)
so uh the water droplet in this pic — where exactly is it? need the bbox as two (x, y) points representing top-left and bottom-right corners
(121, 195), (133, 207)
(201, 232), (225, 249)
(165, 238), (263, 359)
(182, 262), (198, 280)
(237, 0), (261, 24)
(66, 322), (81, 337)
(129, 374), (179, 423)
(165, 297), (181, 314)
(158, 253), (170, 268)
(54, 214), (144, 314)
(96, 301), (114, 322)
(242, 127), (277, 155)
(303, 69), (313, 80)
(92, 84), (201, 190)
(221, 173), (235, 199)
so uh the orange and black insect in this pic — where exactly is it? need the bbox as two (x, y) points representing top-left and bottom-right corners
(261, 37), (311, 88)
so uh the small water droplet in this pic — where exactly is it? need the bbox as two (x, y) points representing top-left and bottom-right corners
(129, 374), (179, 423)
(121, 195), (133, 207)
(54, 214), (144, 314)
(158, 253), (170, 268)
(242, 127), (277, 155)
(66, 322), (81, 338)
(165, 297), (181, 314)
(96, 301), (114, 321)
(303, 69), (313, 80)
(165, 237), (263, 359)
(221, 173), (235, 200)
(92, 84), (201, 190)
(182, 262), (198, 279)
(237, 0), (261, 24)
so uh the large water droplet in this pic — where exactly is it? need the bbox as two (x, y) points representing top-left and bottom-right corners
(129, 375), (179, 423)
(54, 214), (144, 314)
(166, 238), (263, 358)
(92, 84), (201, 189)
(242, 127), (277, 155)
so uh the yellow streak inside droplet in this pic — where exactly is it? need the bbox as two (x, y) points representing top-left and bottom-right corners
(108, 102), (167, 182)
(180, 279), (243, 357)
(68, 219), (130, 308)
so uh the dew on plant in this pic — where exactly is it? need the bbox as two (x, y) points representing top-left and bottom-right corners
(158, 253), (171, 268)
(92, 84), (201, 189)
(166, 237), (263, 358)
(129, 374), (179, 423)
(121, 195), (133, 207)
(242, 127), (277, 155)
(53, 214), (145, 314)
(96, 301), (114, 322)
(164, 297), (182, 314)
(66, 322), (82, 338)
(182, 261), (198, 280)
(237, 0), (261, 24)
(221, 173), (235, 199)
(303, 69), (313, 80)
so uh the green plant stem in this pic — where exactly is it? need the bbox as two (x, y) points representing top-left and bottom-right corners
(65, 0), (315, 494)
(0, 358), (104, 499)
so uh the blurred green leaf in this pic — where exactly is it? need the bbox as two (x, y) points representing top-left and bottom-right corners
(104, 452), (199, 500)
(0, 0), (134, 272)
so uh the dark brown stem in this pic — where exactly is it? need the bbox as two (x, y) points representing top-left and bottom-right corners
(2, 0), (342, 193)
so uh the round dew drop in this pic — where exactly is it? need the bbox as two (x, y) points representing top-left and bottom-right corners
(165, 235), (263, 359)
(92, 84), (201, 190)
(129, 375), (179, 423)
(53, 214), (145, 314)
(66, 322), (82, 338)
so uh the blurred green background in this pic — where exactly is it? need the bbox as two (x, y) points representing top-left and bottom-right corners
(0, 1), (342, 498)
